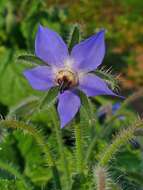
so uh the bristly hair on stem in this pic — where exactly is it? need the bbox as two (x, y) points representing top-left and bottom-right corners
(98, 119), (143, 167)
(94, 166), (111, 190)
(16, 51), (47, 68)
(50, 106), (71, 190)
(94, 166), (124, 190)
(74, 124), (83, 174)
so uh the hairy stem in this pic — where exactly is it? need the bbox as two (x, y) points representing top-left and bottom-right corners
(74, 124), (83, 173)
(94, 166), (123, 190)
(94, 166), (107, 190)
(99, 119), (143, 166)
(85, 137), (97, 164)
(51, 107), (71, 190)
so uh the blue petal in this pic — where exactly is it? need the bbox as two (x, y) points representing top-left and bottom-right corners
(58, 91), (81, 128)
(35, 24), (69, 67)
(79, 74), (117, 97)
(71, 30), (105, 72)
(23, 66), (54, 91)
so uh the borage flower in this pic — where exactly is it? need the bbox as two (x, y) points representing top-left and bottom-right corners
(24, 24), (120, 128)
(98, 102), (125, 123)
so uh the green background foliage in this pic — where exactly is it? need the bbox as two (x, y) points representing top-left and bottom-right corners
(0, 0), (143, 190)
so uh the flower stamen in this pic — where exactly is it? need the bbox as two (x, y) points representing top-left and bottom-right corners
(56, 69), (78, 93)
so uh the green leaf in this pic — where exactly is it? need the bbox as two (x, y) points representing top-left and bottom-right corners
(0, 48), (40, 106)
(68, 25), (81, 52)
(0, 179), (27, 190)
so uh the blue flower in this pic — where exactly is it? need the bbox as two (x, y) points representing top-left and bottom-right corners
(24, 24), (119, 128)
(98, 102), (124, 122)
(112, 102), (121, 114)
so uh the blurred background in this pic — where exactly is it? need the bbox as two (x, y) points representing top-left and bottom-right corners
(0, 1), (143, 189)
(0, 0), (143, 114)
(0, 0), (143, 107)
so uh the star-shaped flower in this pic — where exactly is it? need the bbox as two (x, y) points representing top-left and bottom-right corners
(24, 24), (119, 128)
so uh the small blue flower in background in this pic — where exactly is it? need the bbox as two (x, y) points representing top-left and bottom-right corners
(112, 102), (121, 114)
(98, 102), (124, 123)
(112, 102), (125, 120)
(24, 24), (120, 128)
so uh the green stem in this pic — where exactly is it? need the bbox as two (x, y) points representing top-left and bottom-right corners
(99, 120), (143, 166)
(51, 107), (71, 190)
(94, 166), (107, 190)
(103, 111), (135, 138)
(0, 119), (62, 190)
(85, 137), (97, 164)
(74, 124), (83, 173)
(85, 111), (135, 164)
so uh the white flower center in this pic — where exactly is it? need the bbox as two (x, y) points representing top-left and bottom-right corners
(55, 69), (78, 92)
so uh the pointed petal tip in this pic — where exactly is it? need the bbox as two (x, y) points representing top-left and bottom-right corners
(99, 29), (105, 33)
(116, 94), (125, 99)
(35, 24), (68, 67)
(58, 91), (81, 129)
(71, 28), (106, 72)
(60, 124), (65, 129)
(38, 23), (44, 30)
(60, 119), (72, 128)
(99, 28), (107, 33)
(23, 69), (29, 78)
(105, 91), (125, 99)
(96, 29), (105, 37)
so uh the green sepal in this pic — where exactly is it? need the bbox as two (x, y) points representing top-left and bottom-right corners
(77, 90), (94, 126)
(68, 25), (81, 53)
(94, 68), (119, 91)
(17, 54), (48, 68)
(38, 86), (59, 110)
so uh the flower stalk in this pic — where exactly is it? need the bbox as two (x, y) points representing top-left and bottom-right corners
(94, 166), (107, 190)
(50, 107), (71, 190)
(99, 119), (143, 167)
(74, 124), (83, 173)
